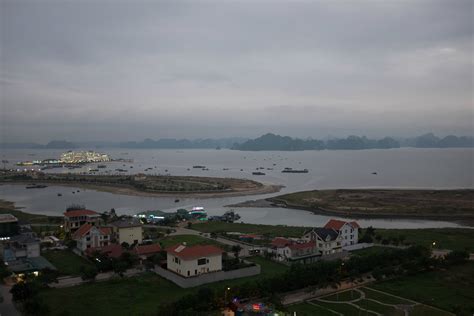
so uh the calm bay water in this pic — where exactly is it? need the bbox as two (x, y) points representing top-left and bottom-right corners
(1, 148), (472, 228)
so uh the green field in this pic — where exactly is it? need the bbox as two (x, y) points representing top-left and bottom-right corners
(312, 299), (378, 316)
(370, 262), (474, 314)
(353, 299), (404, 316)
(269, 189), (473, 219)
(320, 289), (362, 301)
(192, 221), (309, 238)
(362, 287), (413, 305)
(287, 302), (336, 316)
(373, 228), (474, 252)
(42, 250), (95, 276)
(39, 256), (287, 315)
(308, 287), (452, 316)
(159, 234), (226, 249)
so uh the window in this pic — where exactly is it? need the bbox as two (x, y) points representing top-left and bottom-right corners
(197, 258), (207, 265)
(187, 271), (190, 276)
(195, 269), (197, 275)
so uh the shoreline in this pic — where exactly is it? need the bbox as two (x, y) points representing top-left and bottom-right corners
(226, 193), (474, 227)
(0, 181), (283, 199)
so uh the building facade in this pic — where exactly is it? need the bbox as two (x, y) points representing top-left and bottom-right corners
(303, 228), (343, 255)
(166, 244), (223, 278)
(73, 223), (112, 252)
(64, 209), (102, 233)
(110, 218), (143, 245)
(324, 219), (359, 247)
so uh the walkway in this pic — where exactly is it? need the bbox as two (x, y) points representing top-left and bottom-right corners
(0, 284), (20, 316)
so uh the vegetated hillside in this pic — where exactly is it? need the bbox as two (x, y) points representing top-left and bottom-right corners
(232, 133), (474, 151)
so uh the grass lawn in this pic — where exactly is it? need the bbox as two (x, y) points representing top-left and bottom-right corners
(353, 299), (404, 316)
(192, 221), (308, 238)
(361, 287), (413, 305)
(351, 246), (390, 256)
(287, 302), (336, 316)
(39, 273), (189, 316)
(410, 305), (453, 316)
(39, 256), (288, 315)
(373, 228), (474, 252)
(158, 234), (226, 249)
(370, 262), (474, 314)
(311, 300), (377, 316)
(42, 250), (95, 276)
(320, 289), (362, 302)
(245, 256), (288, 277)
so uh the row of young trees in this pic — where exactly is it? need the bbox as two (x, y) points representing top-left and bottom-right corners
(157, 246), (469, 315)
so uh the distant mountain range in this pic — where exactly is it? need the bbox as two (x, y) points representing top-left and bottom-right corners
(0, 138), (248, 149)
(1, 133), (472, 150)
(232, 133), (474, 151)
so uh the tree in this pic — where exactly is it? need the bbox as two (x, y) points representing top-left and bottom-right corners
(22, 297), (50, 316)
(80, 266), (98, 281)
(37, 268), (59, 285)
(231, 245), (242, 260)
(65, 239), (77, 250)
(10, 282), (37, 302)
(113, 261), (128, 276)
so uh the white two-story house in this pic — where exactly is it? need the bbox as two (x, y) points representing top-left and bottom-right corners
(73, 223), (112, 253)
(324, 219), (359, 247)
(166, 243), (223, 278)
(303, 228), (343, 255)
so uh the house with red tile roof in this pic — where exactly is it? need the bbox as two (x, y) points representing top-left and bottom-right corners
(166, 243), (223, 277)
(133, 243), (162, 259)
(85, 243), (124, 259)
(63, 209), (102, 233)
(269, 237), (319, 264)
(323, 219), (359, 247)
(72, 223), (112, 253)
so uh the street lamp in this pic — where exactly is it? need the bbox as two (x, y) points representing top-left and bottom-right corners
(224, 287), (231, 306)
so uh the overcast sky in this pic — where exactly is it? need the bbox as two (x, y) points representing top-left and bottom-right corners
(1, 0), (472, 142)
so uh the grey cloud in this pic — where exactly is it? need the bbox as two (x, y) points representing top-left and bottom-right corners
(1, 0), (472, 142)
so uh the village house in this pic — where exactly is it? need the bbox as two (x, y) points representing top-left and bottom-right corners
(269, 237), (319, 264)
(63, 209), (102, 233)
(302, 228), (343, 255)
(133, 243), (162, 260)
(73, 223), (112, 253)
(109, 218), (143, 245)
(86, 243), (124, 259)
(324, 219), (359, 247)
(166, 243), (223, 278)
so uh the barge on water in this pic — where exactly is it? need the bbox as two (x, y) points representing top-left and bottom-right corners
(281, 168), (309, 173)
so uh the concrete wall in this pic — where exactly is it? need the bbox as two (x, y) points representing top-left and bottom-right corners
(155, 263), (261, 288)
(343, 243), (373, 251)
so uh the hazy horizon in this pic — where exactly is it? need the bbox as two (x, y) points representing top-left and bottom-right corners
(1, 0), (473, 142)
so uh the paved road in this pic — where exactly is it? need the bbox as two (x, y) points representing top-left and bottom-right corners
(0, 284), (20, 316)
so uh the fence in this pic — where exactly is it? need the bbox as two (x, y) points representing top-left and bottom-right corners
(154, 263), (261, 288)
